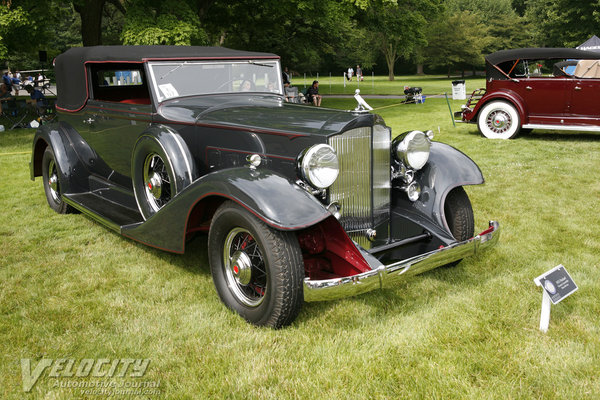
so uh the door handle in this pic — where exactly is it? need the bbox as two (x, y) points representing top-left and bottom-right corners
(83, 117), (95, 124)
(575, 86), (582, 90)
(525, 86), (532, 90)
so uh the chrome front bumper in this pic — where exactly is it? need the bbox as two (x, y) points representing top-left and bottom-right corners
(303, 221), (500, 302)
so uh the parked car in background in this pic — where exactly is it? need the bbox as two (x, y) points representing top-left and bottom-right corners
(456, 48), (600, 139)
(30, 46), (499, 328)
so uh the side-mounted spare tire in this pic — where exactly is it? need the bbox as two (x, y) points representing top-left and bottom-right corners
(132, 130), (197, 220)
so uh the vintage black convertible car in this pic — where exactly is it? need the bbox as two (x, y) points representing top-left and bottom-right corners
(30, 46), (499, 328)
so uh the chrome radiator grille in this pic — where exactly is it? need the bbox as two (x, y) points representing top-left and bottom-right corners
(328, 126), (391, 246)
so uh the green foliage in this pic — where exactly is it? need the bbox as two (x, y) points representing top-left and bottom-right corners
(0, 3), (35, 60)
(525, 0), (600, 47)
(121, 0), (208, 46)
(359, 0), (442, 80)
(424, 11), (489, 74)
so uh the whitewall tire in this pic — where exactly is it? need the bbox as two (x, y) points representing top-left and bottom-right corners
(477, 101), (521, 139)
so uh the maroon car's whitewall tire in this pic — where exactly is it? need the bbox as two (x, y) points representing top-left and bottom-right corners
(477, 101), (521, 139)
(208, 201), (304, 328)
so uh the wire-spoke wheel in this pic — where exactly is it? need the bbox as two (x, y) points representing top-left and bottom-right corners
(42, 147), (74, 214)
(477, 101), (521, 139)
(208, 201), (304, 328)
(223, 228), (268, 307)
(142, 153), (172, 213)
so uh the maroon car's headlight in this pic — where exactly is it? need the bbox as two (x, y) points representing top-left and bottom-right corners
(299, 144), (339, 189)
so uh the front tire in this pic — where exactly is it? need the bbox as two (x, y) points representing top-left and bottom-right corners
(208, 201), (304, 328)
(477, 100), (521, 139)
(41, 147), (74, 214)
(444, 186), (474, 241)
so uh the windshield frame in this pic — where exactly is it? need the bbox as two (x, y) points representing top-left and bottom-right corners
(146, 59), (283, 103)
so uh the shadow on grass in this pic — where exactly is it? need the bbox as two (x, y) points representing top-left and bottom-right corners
(526, 130), (600, 142)
(98, 215), (506, 329)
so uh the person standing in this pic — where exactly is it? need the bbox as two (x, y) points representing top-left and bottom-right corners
(347, 66), (354, 81)
(356, 65), (363, 81)
(2, 71), (13, 94)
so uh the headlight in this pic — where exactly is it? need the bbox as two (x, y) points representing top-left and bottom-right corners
(395, 130), (431, 170)
(299, 144), (339, 189)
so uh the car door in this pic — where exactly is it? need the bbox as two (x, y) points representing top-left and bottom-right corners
(566, 77), (600, 125)
(511, 77), (571, 125)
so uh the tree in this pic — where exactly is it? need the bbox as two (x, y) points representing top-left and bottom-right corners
(72, 0), (125, 46)
(424, 10), (489, 76)
(525, 0), (600, 47)
(202, 0), (364, 72)
(358, 0), (441, 80)
(121, 0), (208, 45)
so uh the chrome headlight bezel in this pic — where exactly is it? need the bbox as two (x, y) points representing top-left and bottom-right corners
(298, 144), (339, 189)
(394, 130), (432, 171)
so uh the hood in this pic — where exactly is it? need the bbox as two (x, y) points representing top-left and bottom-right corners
(157, 94), (377, 137)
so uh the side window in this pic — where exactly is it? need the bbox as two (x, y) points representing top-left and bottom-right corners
(97, 70), (144, 87)
(90, 64), (150, 104)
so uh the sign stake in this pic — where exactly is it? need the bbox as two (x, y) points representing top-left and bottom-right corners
(533, 264), (578, 333)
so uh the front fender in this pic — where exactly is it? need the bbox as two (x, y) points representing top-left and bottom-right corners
(122, 167), (330, 253)
(393, 142), (484, 238)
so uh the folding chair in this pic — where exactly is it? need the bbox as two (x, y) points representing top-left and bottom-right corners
(0, 98), (29, 129)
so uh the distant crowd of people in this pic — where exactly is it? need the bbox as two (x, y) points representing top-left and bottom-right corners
(0, 69), (48, 116)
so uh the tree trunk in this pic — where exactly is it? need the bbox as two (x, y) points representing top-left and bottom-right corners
(416, 64), (424, 75)
(74, 0), (106, 46)
(384, 44), (396, 81)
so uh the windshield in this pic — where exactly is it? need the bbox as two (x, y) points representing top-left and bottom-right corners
(147, 60), (283, 102)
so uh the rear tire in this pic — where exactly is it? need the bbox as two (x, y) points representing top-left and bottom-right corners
(208, 201), (304, 328)
(41, 147), (74, 214)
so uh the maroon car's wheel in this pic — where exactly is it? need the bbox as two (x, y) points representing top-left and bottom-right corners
(477, 101), (521, 139)
(41, 147), (74, 214)
(208, 201), (304, 328)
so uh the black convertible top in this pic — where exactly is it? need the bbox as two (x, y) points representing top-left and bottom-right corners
(55, 46), (279, 111)
(486, 47), (600, 65)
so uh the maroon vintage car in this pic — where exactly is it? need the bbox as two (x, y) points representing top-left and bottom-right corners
(456, 48), (600, 139)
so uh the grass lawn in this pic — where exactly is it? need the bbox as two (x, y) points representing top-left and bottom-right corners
(1, 97), (599, 399)
(291, 74), (486, 96)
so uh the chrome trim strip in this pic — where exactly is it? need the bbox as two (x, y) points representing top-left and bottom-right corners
(522, 124), (600, 132)
(303, 221), (500, 302)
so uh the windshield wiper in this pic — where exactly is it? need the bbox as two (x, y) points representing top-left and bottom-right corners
(160, 62), (189, 79)
(248, 61), (274, 68)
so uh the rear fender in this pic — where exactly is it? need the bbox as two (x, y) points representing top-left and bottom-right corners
(30, 122), (90, 194)
(121, 168), (330, 253)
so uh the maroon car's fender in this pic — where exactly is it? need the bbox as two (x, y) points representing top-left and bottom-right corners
(466, 89), (528, 123)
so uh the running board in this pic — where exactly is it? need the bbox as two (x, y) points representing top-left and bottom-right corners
(522, 124), (600, 132)
(63, 192), (143, 232)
